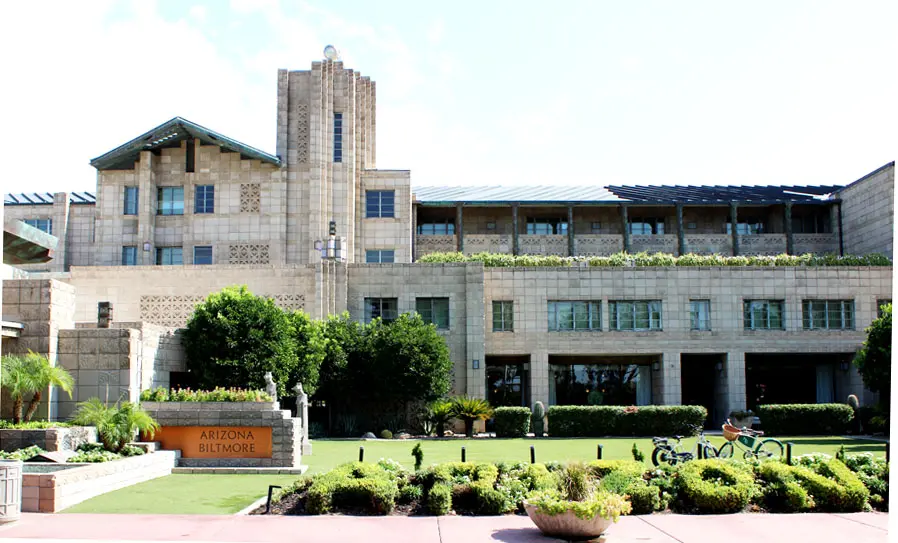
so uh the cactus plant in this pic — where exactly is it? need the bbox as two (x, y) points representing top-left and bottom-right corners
(532, 401), (546, 437)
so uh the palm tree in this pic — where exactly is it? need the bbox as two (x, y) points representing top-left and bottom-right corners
(71, 398), (160, 453)
(427, 399), (454, 437)
(1, 352), (74, 423)
(449, 396), (494, 438)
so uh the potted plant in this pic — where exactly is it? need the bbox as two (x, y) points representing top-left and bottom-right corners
(729, 409), (754, 429)
(524, 463), (631, 541)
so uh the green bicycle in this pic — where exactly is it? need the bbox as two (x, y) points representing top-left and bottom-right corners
(717, 421), (783, 460)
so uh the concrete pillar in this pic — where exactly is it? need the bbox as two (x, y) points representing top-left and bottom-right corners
(411, 204), (418, 261)
(567, 205), (575, 257)
(730, 203), (739, 256)
(784, 202), (794, 255)
(723, 351), (747, 418)
(675, 203), (686, 256)
(530, 350), (550, 407)
(137, 151), (156, 265)
(464, 264), (486, 399)
(831, 203), (843, 256)
(51, 193), (71, 272)
(456, 203), (464, 253)
(512, 204), (520, 255)
(659, 352), (682, 405)
(620, 204), (630, 253)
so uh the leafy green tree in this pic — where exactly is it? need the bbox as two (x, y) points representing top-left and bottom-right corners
(182, 286), (297, 396)
(71, 398), (159, 453)
(854, 303), (892, 409)
(288, 310), (328, 396)
(354, 313), (452, 409)
(1, 352), (74, 423)
(315, 314), (366, 410)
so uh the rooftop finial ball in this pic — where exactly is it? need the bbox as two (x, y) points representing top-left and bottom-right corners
(323, 45), (339, 61)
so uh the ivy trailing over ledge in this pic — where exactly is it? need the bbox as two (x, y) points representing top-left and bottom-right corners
(416, 251), (892, 268)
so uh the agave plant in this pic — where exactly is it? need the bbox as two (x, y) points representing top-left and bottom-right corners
(449, 396), (493, 438)
(1, 352), (74, 423)
(427, 399), (454, 437)
(71, 398), (160, 453)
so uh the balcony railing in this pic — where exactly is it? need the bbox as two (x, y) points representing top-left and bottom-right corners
(630, 234), (677, 255)
(464, 234), (512, 255)
(794, 233), (838, 255)
(415, 234), (456, 259)
(685, 234), (732, 255)
(739, 234), (787, 256)
(520, 234), (568, 256)
(574, 235), (623, 256)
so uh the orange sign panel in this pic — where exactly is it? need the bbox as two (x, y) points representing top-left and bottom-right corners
(153, 426), (272, 458)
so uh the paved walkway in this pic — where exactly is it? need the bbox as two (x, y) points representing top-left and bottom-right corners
(0, 512), (888, 543)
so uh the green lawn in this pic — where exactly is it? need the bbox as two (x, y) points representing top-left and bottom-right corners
(63, 436), (886, 515)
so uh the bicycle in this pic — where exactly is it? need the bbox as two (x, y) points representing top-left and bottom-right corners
(717, 420), (783, 460)
(651, 431), (719, 466)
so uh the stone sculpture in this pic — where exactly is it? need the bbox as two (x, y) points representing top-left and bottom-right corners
(293, 381), (312, 454)
(264, 372), (277, 402)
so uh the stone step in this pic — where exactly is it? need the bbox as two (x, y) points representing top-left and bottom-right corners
(172, 466), (307, 475)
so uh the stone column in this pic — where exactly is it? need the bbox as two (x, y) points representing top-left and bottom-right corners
(411, 204), (417, 261)
(729, 203), (739, 256)
(620, 204), (630, 253)
(456, 203), (464, 253)
(530, 350), (550, 407)
(137, 151), (156, 265)
(675, 203), (686, 256)
(567, 205), (575, 257)
(464, 263), (486, 399)
(830, 203), (843, 256)
(659, 352), (682, 405)
(511, 204), (520, 255)
(784, 202), (794, 255)
(724, 351), (747, 418)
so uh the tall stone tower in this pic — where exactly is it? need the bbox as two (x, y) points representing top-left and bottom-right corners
(276, 49), (377, 264)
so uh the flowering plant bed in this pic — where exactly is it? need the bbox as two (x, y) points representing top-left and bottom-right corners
(140, 387), (273, 402)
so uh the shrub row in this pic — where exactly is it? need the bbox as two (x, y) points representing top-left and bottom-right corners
(417, 251), (891, 268)
(493, 407), (531, 437)
(756, 404), (854, 435)
(139, 387), (273, 403)
(547, 405), (707, 437)
(278, 452), (883, 516)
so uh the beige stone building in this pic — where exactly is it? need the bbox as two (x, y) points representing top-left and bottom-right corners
(1, 54), (894, 426)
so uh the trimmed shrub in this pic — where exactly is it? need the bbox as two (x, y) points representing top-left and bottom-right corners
(624, 481), (662, 515)
(493, 407), (531, 437)
(427, 462), (499, 486)
(380, 429), (393, 439)
(427, 483), (451, 515)
(794, 456), (869, 512)
(675, 460), (756, 514)
(397, 484), (423, 504)
(756, 404), (854, 435)
(843, 453), (889, 511)
(754, 462), (815, 512)
(548, 405), (706, 437)
(306, 462), (399, 515)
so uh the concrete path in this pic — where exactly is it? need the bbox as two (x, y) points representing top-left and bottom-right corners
(0, 512), (888, 543)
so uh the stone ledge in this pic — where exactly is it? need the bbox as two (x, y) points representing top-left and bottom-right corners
(171, 466), (307, 475)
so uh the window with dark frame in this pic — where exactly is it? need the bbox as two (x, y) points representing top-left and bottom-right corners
(155, 247), (183, 265)
(526, 217), (568, 235)
(547, 301), (601, 331)
(628, 217), (665, 235)
(193, 246), (213, 265)
(123, 186), (139, 215)
(492, 301), (514, 332)
(690, 300), (711, 331)
(121, 246), (138, 266)
(727, 218), (765, 235)
(365, 250), (395, 263)
(417, 220), (456, 235)
(364, 297), (398, 323)
(366, 191), (395, 218)
(23, 218), (52, 234)
(194, 185), (214, 214)
(609, 300), (662, 331)
(416, 297), (450, 329)
(333, 112), (343, 163)
(157, 187), (184, 216)
(743, 300), (785, 330)
(802, 300), (854, 330)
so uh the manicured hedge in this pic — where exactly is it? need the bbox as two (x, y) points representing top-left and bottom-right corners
(418, 251), (892, 268)
(306, 462), (399, 515)
(493, 407), (531, 437)
(756, 404), (854, 435)
(675, 460), (756, 514)
(547, 405), (707, 437)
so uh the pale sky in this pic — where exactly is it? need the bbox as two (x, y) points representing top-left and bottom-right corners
(0, 1), (895, 193)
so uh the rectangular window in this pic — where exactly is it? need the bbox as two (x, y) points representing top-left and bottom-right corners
(547, 301), (601, 331)
(492, 301), (514, 332)
(743, 300), (785, 330)
(526, 217), (568, 235)
(366, 190), (395, 218)
(364, 297), (398, 323)
(194, 185), (214, 214)
(23, 218), (52, 234)
(417, 220), (456, 235)
(727, 219), (765, 235)
(609, 301), (663, 331)
(690, 300), (711, 331)
(157, 187), (184, 216)
(791, 210), (831, 234)
(155, 247), (183, 265)
(878, 300), (892, 318)
(802, 300), (854, 330)
(123, 186), (139, 215)
(416, 297), (450, 329)
(365, 250), (395, 263)
(333, 112), (343, 163)
(121, 246), (137, 266)
(193, 245), (213, 265)
(628, 217), (665, 235)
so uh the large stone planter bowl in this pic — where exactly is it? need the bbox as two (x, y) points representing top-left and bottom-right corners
(524, 502), (613, 541)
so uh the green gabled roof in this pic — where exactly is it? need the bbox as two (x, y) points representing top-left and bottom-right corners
(89, 117), (281, 170)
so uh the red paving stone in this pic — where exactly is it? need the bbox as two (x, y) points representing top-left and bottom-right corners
(0, 512), (888, 542)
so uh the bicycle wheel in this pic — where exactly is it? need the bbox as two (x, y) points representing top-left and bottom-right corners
(652, 446), (675, 467)
(702, 444), (718, 459)
(717, 441), (734, 459)
(755, 439), (784, 460)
